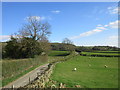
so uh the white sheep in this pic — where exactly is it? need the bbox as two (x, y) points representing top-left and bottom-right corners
(73, 68), (77, 71)
(104, 65), (108, 68)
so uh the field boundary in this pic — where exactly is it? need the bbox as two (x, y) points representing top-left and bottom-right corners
(21, 52), (79, 88)
(80, 53), (120, 57)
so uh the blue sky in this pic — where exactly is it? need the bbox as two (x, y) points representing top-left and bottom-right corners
(2, 2), (119, 47)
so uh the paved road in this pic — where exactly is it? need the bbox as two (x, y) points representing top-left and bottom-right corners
(2, 63), (49, 88)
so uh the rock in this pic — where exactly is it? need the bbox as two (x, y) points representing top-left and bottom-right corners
(75, 85), (81, 88)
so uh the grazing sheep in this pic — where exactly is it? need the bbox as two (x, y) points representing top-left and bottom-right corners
(73, 68), (77, 71)
(104, 65), (108, 68)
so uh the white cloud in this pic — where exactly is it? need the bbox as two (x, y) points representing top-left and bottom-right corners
(108, 6), (120, 15)
(108, 35), (118, 40)
(107, 35), (118, 47)
(70, 20), (119, 40)
(104, 20), (120, 29)
(25, 16), (48, 21)
(104, 25), (108, 27)
(96, 26), (107, 30)
(0, 35), (11, 41)
(26, 16), (40, 21)
(70, 25), (106, 40)
(108, 20), (119, 29)
(70, 29), (103, 40)
(51, 10), (61, 14)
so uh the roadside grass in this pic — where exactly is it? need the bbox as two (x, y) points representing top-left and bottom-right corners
(2, 63), (45, 87)
(2, 55), (48, 87)
(2, 50), (72, 87)
(51, 56), (118, 88)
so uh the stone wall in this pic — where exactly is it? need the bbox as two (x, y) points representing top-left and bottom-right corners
(23, 63), (55, 88)
(21, 52), (78, 89)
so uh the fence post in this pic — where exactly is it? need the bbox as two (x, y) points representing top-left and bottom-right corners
(29, 77), (30, 84)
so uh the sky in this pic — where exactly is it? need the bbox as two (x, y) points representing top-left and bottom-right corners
(1, 2), (119, 47)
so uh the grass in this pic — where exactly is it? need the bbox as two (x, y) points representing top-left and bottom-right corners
(2, 50), (71, 87)
(81, 51), (120, 57)
(2, 55), (48, 87)
(94, 51), (119, 53)
(48, 50), (70, 56)
(2, 63), (45, 87)
(51, 56), (118, 88)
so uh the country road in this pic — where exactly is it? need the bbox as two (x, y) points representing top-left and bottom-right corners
(2, 63), (49, 88)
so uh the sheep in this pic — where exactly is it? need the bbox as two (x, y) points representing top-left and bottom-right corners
(73, 68), (77, 71)
(104, 65), (108, 68)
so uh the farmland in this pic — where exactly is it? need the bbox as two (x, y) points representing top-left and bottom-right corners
(1, 50), (119, 88)
(48, 50), (70, 56)
(81, 51), (120, 57)
(50, 54), (119, 88)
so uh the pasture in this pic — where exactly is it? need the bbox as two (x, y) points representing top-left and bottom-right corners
(51, 55), (118, 88)
(2, 50), (119, 88)
(48, 50), (70, 56)
(81, 51), (120, 57)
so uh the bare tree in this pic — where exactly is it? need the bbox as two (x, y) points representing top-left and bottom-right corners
(18, 16), (51, 41)
(62, 38), (73, 45)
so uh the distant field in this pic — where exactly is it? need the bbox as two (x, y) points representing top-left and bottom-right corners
(51, 56), (118, 88)
(48, 51), (70, 56)
(81, 51), (120, 57)
(94, 51), (119, 53)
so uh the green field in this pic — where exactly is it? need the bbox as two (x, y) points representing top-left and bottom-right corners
(81, 51), (120, 57)
(48, 51), (70, 56)
(2, 50), (119, 88)
(51, 56), (118, 88)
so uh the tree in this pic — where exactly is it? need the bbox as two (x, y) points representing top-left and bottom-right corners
(4, 16), (51, 59)
(62, 38), (75, 52)
(18, 16), (51, 41)
(5, 36), (20, 58)
(62, 38), (73, 45)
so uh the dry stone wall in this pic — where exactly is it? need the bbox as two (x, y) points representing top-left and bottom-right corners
(23, 63), (55, 88)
